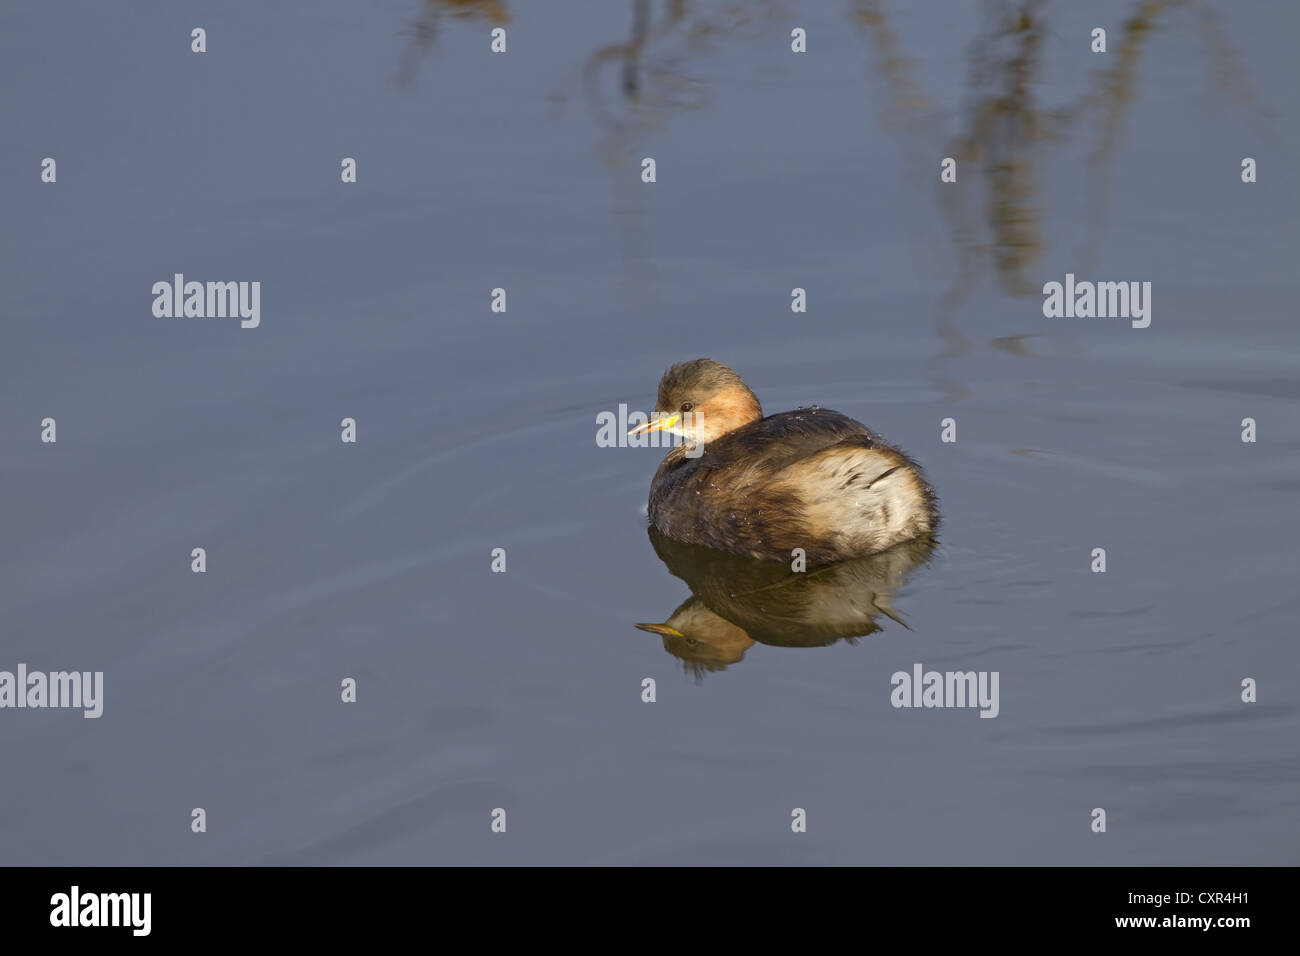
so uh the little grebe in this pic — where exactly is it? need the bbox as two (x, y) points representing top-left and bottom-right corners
(628, 359), (937, 564)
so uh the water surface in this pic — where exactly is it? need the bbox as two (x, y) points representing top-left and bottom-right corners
(1, 0), (1297, 864)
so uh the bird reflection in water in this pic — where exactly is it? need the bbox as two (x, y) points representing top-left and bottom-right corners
(635, 527), (935, 679)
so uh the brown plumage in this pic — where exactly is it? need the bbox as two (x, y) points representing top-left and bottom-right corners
(630, 359), (938, 564)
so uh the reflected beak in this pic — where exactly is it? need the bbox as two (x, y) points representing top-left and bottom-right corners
(634, 622), (684, 638)
(627, 413), (679, 436)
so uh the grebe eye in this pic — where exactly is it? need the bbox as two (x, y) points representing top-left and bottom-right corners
(680, 402), (694, 412)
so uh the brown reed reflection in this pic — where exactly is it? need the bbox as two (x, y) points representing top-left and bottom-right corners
(850, 0), (1274, 353)
(398, 0), (511, 86)
(576, 1), (788, 306)
(395, 1), (1276, 339)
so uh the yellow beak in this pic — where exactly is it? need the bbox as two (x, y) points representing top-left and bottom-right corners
(627, 413), (679, 436)
(634, 622), (684, 637)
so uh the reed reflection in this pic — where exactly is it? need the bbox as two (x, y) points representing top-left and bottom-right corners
(851, 0), (1272, 349)
(399, 0), (511, 86)
(397, 0), (1272, 323)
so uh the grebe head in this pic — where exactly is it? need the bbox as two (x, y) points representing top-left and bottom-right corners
(635, 600), (754, 677)
(627, 358), (763, 445)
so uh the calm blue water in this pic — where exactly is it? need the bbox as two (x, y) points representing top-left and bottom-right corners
(1, 0), (1297, 864)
